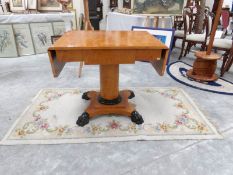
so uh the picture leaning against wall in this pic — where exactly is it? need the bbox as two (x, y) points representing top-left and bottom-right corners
(0, 25), (18, 58)
(133, 0), (185, 15)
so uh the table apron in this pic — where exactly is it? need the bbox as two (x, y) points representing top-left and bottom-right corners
(56, 49), (162, 64)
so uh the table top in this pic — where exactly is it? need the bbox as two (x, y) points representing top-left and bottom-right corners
(49, 31), (168, 50)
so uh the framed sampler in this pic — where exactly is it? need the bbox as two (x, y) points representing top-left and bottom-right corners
(30, 23), (54, 54)
(0, 24), (18, 58)
(13, 24), (35, 56)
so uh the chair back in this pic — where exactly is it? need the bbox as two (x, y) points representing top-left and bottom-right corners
(205, 11), (215, 38)
(198, 10), (214, 44)
(183, 7), (194, 36)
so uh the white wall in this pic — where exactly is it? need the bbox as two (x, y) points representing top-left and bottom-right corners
(223, 0), (233, 9)
(206, 0), (233, 11)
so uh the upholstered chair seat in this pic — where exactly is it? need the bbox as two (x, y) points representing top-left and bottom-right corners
(186, 33), (206, 42)
(174, 30), (185, 37)
(207, 38), (233, 49)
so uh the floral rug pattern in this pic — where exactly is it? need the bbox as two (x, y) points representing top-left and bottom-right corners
(1, 87), (221, 145)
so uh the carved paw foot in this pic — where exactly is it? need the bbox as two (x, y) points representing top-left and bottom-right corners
(82, 92), (90, 100)
(128, 90), (135, 99)
(130, 111), (144, 125)
(76, 112), (90, 127)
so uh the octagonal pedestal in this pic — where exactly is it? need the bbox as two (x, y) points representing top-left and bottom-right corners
(186, 51), (221, 82)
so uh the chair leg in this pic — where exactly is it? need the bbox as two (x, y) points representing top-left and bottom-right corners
(78, 62), (84, 78)
(187, 42), (193, 54)
(172, 38), (177, 50)
(179, 41), (185, 60)
(220, 54), (228, 76)
(184, 42), (190, 57)
(226, 57), (233, 72)
(201, 43), (206, 51)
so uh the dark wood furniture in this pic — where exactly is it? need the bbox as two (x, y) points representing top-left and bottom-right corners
(210, 36), (233, 76)
(178, 9), (212, 60)
(173, 7), (193, 50)
(48, 31), (168, 126)
(88, 0), (100, 30)
(221, 44), (233, 75)
(187, 51), (219, 81)
(178, 7), (194, 59)
(96, 0), (103, 20)
(187, 0), (224, 82)
(184, 11), (214, 58)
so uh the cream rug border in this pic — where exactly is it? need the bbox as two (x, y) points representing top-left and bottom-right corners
(0, 87), (223, 145)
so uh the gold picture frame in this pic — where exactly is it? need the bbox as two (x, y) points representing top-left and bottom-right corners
(67, 0), (73, 10)
(38, 0), (62, 11)
(133, 0), (186, 15)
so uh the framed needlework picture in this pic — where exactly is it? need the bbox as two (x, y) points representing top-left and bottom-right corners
(10, 0), (26, 12)
(52, 22), (65, 35)
(13, 24), (35, 56)
(38, 0), (62, 11)
(0, 25), (18, 58)
(30, 23), (54, 54)
(132, 26), (175, 64)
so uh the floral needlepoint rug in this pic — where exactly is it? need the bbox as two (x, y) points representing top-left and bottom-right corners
(1, 87), (222, 145)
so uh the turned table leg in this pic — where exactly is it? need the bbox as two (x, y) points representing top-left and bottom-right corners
(76, 64), (144, 127)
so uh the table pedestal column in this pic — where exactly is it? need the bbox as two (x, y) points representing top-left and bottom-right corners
(99, 65), (121, 105)
(76, 64), (144, 127)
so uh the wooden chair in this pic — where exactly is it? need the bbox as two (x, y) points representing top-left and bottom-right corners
(221, 43), (233, 76)
(172, 7), (193, 50)
(206, 34), (233, 76)
(179, 10), (212, 60)
(177, 7), (195, 59)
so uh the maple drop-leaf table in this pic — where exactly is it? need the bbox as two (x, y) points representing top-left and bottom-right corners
(48, 31), (168, 126)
